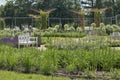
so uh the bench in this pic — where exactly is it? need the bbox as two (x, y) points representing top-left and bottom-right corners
(18, 33), (38, 48)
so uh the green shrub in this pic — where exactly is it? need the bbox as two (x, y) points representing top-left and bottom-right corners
(69, 26), (75, 31)
(94, 24), (120, 35)
(112, 24), (120, 32)
(43, 32), (86, 38)
(105, 25), (114, 35)
(54, 25), (60, 32)
(91, 23), (96, 29)
(109, 42), (120, 47)
(64, 24), (69, 31)
(76, 27), (82, 32)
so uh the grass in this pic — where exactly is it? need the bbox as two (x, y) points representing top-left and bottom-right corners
(0, 70), (69, 80)
(0, 70), (119, 80)
(0, 45), (119, 74)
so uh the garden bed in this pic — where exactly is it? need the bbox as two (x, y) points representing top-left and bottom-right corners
(0, 45), (119, 79)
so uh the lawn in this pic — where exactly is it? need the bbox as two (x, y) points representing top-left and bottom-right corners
(0, 70), (69, 80)
(1, 70), (119, 80)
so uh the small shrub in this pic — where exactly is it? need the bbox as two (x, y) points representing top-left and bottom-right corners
(91, 23), (96, 29)
(54, 25), (60, 31)
(64, 24), (69, 31)
(76, 27), (82, 32)
(105, 25), (114, 35)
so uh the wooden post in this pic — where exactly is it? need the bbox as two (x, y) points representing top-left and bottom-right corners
(37, 35), (41, 47)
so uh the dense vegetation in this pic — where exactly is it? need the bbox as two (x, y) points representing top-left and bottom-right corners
(0, 0), (120, 79)
(0, 27), (120, 79)
(0, 44), (120, 79)
(0, 0), (119, 17)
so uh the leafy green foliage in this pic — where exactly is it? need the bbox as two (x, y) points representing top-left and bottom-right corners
(0, 43), (120, 74)
(0, 18), (6, 30)
(35, 18), (41, 29)
(64, 24), (75, 32)
(92, 23), (120, 35)
(40, 10), (49, 29)
(43, 32), (86, 38)
(94, 9), (100, 27)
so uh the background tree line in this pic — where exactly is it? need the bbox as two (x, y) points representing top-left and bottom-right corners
(0, 0), (120, 28)
(0, 0), (119, 18)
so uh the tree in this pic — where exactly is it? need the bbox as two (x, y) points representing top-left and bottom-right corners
(4, 1), (15, 17)
(0, 5), (4, 16)
(14, 0), (35, 17)
(33, 0), (81, 18)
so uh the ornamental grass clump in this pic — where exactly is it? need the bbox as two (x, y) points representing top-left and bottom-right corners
(0, 44), (120, 78)
(0, 45), (18, 70)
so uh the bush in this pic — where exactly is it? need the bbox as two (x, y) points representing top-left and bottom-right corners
(112, 25), (120, 32)
(109, 42), (120, 47)
(91, 23), (96, 28)
(54, 25), (60, 31)
(105, 25), (114, 35)
(93, 24), (120, 35)
(76, 27), (82, 32)
(64, 24), (70, 31)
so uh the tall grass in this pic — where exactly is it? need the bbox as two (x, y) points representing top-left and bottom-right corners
(0, 45), (119, 75)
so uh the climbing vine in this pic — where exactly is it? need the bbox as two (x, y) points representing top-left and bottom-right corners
(79, 11), (85, 31)
(29, 9), (55, 29)
(94, 9), (101, 27)
(40, 10), (49, 29)
(70, 10), (85, 31)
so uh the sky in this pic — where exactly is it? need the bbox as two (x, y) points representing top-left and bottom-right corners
(0, 0), (7, 5)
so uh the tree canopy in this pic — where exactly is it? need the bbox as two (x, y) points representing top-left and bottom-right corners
(0, 0), (120, 18)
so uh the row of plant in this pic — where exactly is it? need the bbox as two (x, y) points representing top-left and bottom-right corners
(109, 42), (120, 47)
(1, 23), (120, 38)
(45, 36), (109, 50)
(0, 29), (86, 39)
(43, 32), (86, 38)
(91, 23), (120, 35)
(0, 45), (119, 75)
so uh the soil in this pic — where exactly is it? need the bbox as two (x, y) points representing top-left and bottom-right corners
(54, 69), (120, 80)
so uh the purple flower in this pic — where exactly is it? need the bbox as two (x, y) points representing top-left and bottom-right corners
(0, 36), (18, 44)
